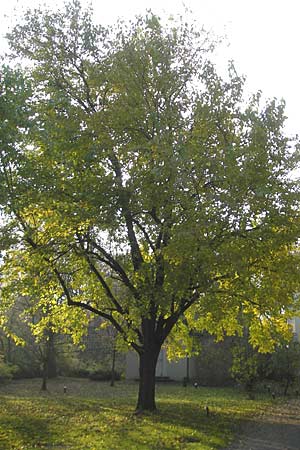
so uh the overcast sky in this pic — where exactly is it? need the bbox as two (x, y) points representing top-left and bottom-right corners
(1, 0), (300, 135)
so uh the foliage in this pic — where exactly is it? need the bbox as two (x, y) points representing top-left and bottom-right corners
(0, 378), (273, 450)
(231, 334), (300, 397)
(194, 334), (234, 386)
(268, 341), (300, 395)
(0, 298), (90, 381)
(0, 297), (66, 383)
(0, 356), (17, 383)
(57, 357), (118, 379)
(230, 340), (269, 396)
(55, 351), (89, 378)
(0, 0), (300, 409)
(89, 368), (121, 381)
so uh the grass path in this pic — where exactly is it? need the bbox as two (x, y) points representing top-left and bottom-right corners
(223, 398), (300, 450)
(0, 378), (276, 450)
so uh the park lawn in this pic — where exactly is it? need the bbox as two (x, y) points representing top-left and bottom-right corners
(0, 378), (273, 450)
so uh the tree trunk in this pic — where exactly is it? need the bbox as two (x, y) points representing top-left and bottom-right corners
(41, 358), (48, 391)
(110, 346), (116, 387)
(5, 337), (12, 364)
(47, 331), (57, 378)
(136, 347), (160, 412)
(284, 377), (291, 396)
(186, 356), (190, 383)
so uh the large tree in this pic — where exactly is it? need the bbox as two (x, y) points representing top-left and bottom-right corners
(0, 1), (299, 411)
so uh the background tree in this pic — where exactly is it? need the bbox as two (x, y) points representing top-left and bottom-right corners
(0, 1), (299, 411)
(0, 287), (87, 389)
(230, 333), (270, 398)
(192, 333), (234, 387)
(231, 333), (300, 397)
(268, 341), (300, 396)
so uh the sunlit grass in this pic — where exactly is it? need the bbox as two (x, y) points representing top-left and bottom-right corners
(0, 378), (273, 449)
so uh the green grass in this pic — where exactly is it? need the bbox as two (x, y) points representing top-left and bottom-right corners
(0, 378), (273, 450)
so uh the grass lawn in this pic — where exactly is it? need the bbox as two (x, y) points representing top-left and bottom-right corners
(0, 377), (273, 450)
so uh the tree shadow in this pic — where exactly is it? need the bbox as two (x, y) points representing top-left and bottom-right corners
(0, 397), (68, 450)
(0, 383), (283, 450)
(0, 415), (57, 450)
(223, 415), (300, 450)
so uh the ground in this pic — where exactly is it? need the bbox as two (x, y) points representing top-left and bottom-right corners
(224, 398), (300, 450)
(0, 378), (298, 449)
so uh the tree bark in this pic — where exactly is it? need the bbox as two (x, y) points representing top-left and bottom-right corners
(5, 337), (12, 364)
(110, 345), (116, 387)
(41, 358), (48, 391)
(47, 330), (57, 378)
(186, 356), (190, 383)
(284, 377), (291, 396)
(136, 346), (160, 412)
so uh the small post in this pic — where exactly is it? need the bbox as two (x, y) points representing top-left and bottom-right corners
(63, 385), (67, 394)
(186, 356), (190, 384)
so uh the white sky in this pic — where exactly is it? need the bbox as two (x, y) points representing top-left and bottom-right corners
(1, 0), (300, 135)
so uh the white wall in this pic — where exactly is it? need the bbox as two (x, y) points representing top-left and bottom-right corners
(125, 349), (197, 381)
(294, 317), (300, 341)
(288, 317), (300, 341)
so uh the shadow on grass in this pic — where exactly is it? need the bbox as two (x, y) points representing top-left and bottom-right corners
(0, 396), (234, 450)
(128, 401), (235, 450)
(0, 381), (273, 450)
(223, 405), (300, 450)
(0, 415), (53, 449)
(0, 397), (69, 450)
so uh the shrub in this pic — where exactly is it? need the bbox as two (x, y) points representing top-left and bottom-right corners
(230, 340), (270, 398)
(89, 369), (121, 382)
(194, 335), (235, 386)
(0, 358), (17, 383)
(13, 365), (42, 379)
(55, 352), (91, 378)
(267, 341), (300, 395)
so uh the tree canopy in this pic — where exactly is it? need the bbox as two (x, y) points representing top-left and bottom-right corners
(0, 1), (299, 410)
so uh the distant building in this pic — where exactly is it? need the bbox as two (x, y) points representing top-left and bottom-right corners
(288, 317), (300, 341)
(126, 334), (234, 385)
(127, 319), (300, 384)
(126, 348), (197, 381)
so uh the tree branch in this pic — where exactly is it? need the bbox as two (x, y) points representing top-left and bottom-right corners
(87, 241), (139, 300)
(132, 218), (156, 253)
(110, 152), (143, 270)
(76, 233), (126, 315)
